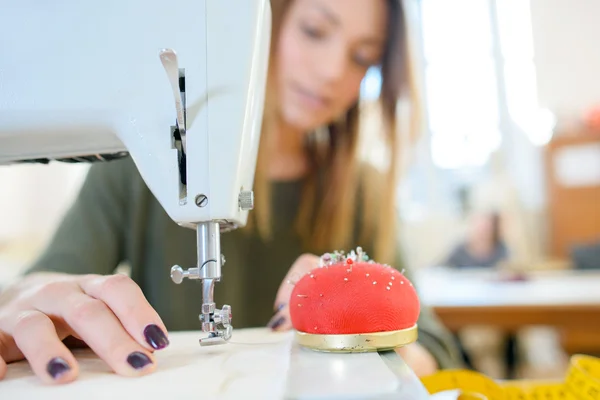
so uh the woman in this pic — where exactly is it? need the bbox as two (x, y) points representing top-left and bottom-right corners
(445, 211), (509, 269)
(0, 0), (461, 384)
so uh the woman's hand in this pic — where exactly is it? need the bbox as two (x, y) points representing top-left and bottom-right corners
(395, 342), (439, 377)
(268, 254), (320, 331)
(0, 272), (169, 384)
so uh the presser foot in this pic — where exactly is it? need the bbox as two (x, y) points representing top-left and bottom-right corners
(198, 302), (233, 346)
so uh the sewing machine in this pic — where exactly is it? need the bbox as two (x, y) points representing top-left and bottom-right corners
(0, 1), (430, 398)
(0, 0), (270, 344)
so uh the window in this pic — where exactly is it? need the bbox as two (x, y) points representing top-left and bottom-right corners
(495, 0), (556, 147)
(420, 0), (502, 169)
(361, 0), (554, 168)
(361, 0), (555, 216)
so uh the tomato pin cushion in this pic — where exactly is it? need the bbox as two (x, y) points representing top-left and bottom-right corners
(290, 247), (420, 353)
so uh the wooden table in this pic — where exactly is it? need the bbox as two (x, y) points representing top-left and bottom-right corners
(415, 267), (600, 353)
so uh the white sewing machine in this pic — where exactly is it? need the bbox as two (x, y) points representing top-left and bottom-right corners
(0, 1), (431, 398)
(0, 0), (271, 345)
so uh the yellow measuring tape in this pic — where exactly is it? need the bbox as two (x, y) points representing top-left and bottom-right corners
(420, 354), (600, 399)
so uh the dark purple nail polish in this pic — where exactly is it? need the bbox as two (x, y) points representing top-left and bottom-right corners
(276, 303), (286, 312)
(268, 316), (286, 330)
(47, 357), (70, 379)
(127, 352), (153, 370)
(143, 324), (169, 350)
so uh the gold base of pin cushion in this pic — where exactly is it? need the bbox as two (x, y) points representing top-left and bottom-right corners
(295, 324), (418, 353)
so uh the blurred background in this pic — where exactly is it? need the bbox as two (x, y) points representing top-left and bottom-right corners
(1, 0), (599, 381)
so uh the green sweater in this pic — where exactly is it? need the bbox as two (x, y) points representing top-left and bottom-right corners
(26, 157), (462, 368)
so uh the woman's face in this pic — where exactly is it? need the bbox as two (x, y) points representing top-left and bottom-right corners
(275, 0), (388, 132)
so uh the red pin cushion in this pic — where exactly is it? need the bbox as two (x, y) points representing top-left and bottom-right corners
(290, 248), (420, 352)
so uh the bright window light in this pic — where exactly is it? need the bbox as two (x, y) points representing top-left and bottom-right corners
(421, 0), (500, 169)
(419, 0), (552, 170)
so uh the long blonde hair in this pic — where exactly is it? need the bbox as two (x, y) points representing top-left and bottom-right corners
(250, 0), (422, 265)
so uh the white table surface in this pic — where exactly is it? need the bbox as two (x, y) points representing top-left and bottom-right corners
(415, 267), (600, 308)
(1, 328), (430, 400)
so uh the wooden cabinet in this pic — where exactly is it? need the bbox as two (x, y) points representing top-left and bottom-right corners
(544, 130), (600, 259)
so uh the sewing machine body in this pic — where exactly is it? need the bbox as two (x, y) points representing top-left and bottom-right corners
(0, 0), (271, 343)
(0, 0), (269, 228)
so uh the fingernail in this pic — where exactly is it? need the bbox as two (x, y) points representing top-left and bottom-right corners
(268, 316), (286, 330)
(143, 324), (169, 350)
(276, 303), (286, 312)
(47, 357), (70, 379)
(127, 352), (153, 370)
